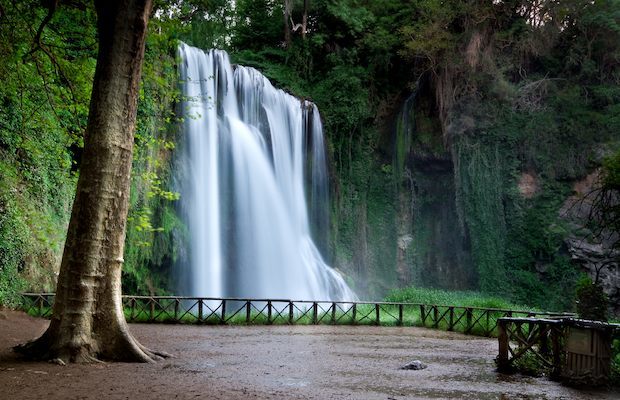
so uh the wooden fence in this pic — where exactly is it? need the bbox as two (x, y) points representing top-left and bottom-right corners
(20, 293), (573, 337)
(497, 317), (565, 376)
(497, 317), (620, 383)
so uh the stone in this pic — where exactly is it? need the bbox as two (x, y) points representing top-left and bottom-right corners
(400, 360), (427, 370)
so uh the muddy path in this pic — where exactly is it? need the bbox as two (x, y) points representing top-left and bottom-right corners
(0, 310), (617, 399)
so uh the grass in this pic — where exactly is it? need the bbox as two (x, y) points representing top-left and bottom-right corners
(384, 286), (536, 311)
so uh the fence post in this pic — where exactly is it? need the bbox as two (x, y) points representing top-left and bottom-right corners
(352, 303), (357, 324)
(466, 308), (472, 333)
(420, 305), (426, 325)
(497, 319), (510, 372)
(331, 302), (336, 324)
(448, 307), (455, 331)
(221, 299), (226, 324)
(267, 301), (272, 324)
(288, 301), (294, 324)
(38, 296), (44, 317)
(130, 298), (136, 321)
(485, 311), (491, 336)
(312, 302), (318, 324)
(375, 304), (380, 325)
(149, 298), (155, 322)
(174, 298), (179, 322)
(198, 299), (203, 323)
(246, 301), (251, 323)
(398, 304), (403, 326)
(433, 306), (439, 328)
(551, 324), (562, 378)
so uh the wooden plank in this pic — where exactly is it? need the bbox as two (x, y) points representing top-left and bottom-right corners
(174, 298), (179, 322)
(130, 297), (135, 321)
(267, 301), (272, 324)
(288, 301), (294, 325)
(497, 320), (510, 372)
(551, 325), (562, 378)
(466, 308), (472, 333)
(312, 302), (318, 324)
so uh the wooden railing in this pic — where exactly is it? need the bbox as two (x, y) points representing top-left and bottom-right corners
(497, 317), (565, 376)
(19, 293), (573, 338)
(497, 317), (620, 383)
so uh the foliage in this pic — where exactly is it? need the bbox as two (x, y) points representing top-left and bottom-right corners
(1, 0), (619, 309)
(575, 275), (609, 321)
(0, 192), (27, 306)
(171, 0), (620, 307)
(384, 286), (533, 311)
(0, 1), (185, 302)
(587, 149), (620, 253)
(612, 338), (620, 385)
(121, 17), (185, 295)
(0, 0), (97, 306)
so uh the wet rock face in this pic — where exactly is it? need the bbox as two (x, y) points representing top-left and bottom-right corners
(566, 238), (620, 317)
(561, 171), (620, 317)
(517, 172), (539, 199)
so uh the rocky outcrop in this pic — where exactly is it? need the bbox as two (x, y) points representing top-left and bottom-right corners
(561, 171), (620, 316)
(565, 237), (619, 316)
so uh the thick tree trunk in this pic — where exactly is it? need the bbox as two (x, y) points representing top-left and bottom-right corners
(15, 0), (165, 363)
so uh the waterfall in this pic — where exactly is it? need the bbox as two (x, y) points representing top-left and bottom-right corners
(177, 43), (356, 301)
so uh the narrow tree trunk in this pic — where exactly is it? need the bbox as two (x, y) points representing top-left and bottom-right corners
(15, 0), (165, 363)
(301, 0), (308, 39)
(283, 0), (292, 47)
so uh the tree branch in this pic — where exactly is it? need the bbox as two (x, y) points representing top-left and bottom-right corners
(24, 0), (59, 59)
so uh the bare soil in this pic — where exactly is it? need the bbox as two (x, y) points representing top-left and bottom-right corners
(0, 309), (617, 399)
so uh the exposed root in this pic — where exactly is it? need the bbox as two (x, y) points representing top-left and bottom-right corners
(14, 327), (172, 364)
(13, 330), (54, 361)
(137, 341), (173, 360)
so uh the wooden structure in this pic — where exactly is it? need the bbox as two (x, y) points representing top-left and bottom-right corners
(20, 293), (571, 337)
(497, 317), (564, 376)
(497, 317), (620, 385)
(562, 318), (617, 385)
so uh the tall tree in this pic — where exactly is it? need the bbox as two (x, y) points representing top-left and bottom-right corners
(16, 0), (167, 363)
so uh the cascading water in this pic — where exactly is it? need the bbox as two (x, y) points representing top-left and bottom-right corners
(177, 43), (356, 301)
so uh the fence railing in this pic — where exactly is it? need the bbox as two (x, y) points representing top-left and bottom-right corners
(497, 317), (565, 376)
(19, 293), (574, 337)
(497, 317), (620, 384)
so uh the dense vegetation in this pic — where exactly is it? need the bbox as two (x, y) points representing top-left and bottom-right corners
(0, 0), (619, 314)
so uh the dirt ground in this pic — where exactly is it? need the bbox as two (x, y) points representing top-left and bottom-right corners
(0, 310), (618, 400)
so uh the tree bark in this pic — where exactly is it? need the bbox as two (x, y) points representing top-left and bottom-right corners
(15, 0), (166, 363)
(301, 0), (308, 39)
(283, 0), (292, 47)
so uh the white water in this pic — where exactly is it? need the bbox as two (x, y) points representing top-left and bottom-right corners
(177, 44), (356, 301)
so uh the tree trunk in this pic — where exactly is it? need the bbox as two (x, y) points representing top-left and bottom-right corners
(283, 0), (292, 47)
(301, 0), (308, 39)
(15, 0), (165, 363)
